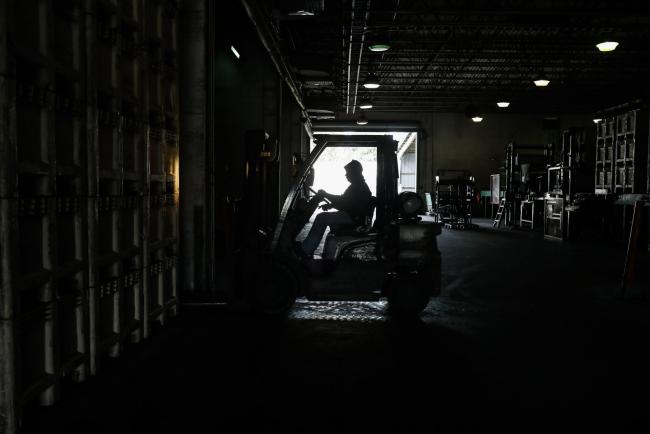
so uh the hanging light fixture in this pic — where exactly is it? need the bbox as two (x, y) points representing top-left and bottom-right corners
(367, 30), (390, 52)
(356, 114), (368, 125)
(362, 72), (380, 89)
(287, 1), (324, 16)
(596, 41), (619, 52)
(533, 77), (550, 87)
(593, 118), (603, 123)
(596, 33), (619, 52)
(497, 101), (510, 108)
(471, 116), (483, 123)
(359, 97), (373, 110)
(368, 42), (390, 52)
(288, 10), (315, 16)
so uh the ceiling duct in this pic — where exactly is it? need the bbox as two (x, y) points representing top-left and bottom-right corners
(301, 79), (335, 89)
(291, 54), (333, 90)
(307, 109), (336, 120)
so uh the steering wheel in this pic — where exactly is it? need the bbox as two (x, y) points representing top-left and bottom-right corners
(309, 187), (331, 204)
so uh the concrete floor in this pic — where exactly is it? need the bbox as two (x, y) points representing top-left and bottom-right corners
(22, 219), (650, 433)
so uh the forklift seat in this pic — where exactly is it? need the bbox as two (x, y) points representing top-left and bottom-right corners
(322, 196), (377, 260)
(330, 196), (376, 235)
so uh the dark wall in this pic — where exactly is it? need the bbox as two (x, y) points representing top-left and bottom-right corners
(179, 0), (305, 297)
(179, 0), (207, 294)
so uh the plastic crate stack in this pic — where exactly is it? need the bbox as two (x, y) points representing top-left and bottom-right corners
(0, 1), (180, 433)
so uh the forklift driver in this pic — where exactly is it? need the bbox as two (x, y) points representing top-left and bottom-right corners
(294, 159), (372, 258)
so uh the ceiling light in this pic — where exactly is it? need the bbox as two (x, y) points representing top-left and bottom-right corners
(472, 116), (483, 123)
(303, 79), (334, 87)
(534, 79), (550, 87)
(367, 30), (391, 52)
(230, 45), (240, 59)
(288, 10), (315, 16)
(497, 101), (510, 108)
(596, 41), (619, 52)
(359, 97), (373, 110)
(356, 115), (368, 125)
(368, 43), (390, 52)
(362, 73), (380, 89)
(286, 1), (324, 16)
(593, 118), (602, 123)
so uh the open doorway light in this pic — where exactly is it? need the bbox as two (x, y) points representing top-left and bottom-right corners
(312, 130), (417, 194)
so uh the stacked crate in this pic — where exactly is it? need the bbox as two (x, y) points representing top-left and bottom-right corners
(0, 1), (180, 433)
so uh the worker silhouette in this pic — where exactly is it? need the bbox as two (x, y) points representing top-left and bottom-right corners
(295, 159), (372, 258)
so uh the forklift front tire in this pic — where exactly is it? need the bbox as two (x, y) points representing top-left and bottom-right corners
(251, 255), (299, 315)
(386, 273), (431, 318)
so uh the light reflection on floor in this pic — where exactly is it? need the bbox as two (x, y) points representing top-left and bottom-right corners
(287, 296), (519, 334)
(288, 298), (388, 322)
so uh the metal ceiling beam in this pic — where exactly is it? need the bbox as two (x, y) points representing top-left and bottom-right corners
(345, 0), (356, 114)
(267, 1), (650, 114)
(360, 8), (650, 18)
(351, 0), (372, 115)
(241, 0), (313, 138)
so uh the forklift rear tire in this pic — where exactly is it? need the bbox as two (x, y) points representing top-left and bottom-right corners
(386, 274), (431, 318)
(251, 255), (299, 315)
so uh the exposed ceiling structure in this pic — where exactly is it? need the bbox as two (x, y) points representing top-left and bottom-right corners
(259, 0), (650, 117)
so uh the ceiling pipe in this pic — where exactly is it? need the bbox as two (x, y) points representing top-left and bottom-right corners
(351, 0), (372, 115)
(241, 0), (314, 139)
(345, 0), (356, 114)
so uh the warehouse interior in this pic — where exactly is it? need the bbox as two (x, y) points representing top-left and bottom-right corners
(1, 1), (649, 433)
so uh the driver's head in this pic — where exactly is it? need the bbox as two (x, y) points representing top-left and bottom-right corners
(344, 159), (364, 182)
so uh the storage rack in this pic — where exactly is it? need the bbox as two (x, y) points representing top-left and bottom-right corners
(595, 117), (615, 193)
(614, 109), (648, 194)
(504, 142), (553, 226)
(433, 170), (477, 229)
(543, 196), (564, 240)
(0, 1), (180, 433)
(595, 107), (649, 194)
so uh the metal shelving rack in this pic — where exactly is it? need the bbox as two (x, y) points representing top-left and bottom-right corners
(614, 109), (649, 194)
(595, 108), (649, 195)
(595, 117), (615, 193)
(433, 170), (477, 229)
(0, 1), (180, 433)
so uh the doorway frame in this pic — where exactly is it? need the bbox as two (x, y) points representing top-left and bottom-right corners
(310, 121), (427, 195)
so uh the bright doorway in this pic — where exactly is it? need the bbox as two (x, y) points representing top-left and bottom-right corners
(311, 131), (418, 194)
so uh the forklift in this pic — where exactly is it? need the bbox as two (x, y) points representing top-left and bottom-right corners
(249, 134), (442, 317)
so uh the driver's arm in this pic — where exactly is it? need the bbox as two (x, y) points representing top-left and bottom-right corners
(317, 189), (341, 203)
(318, 189), (352, 212)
